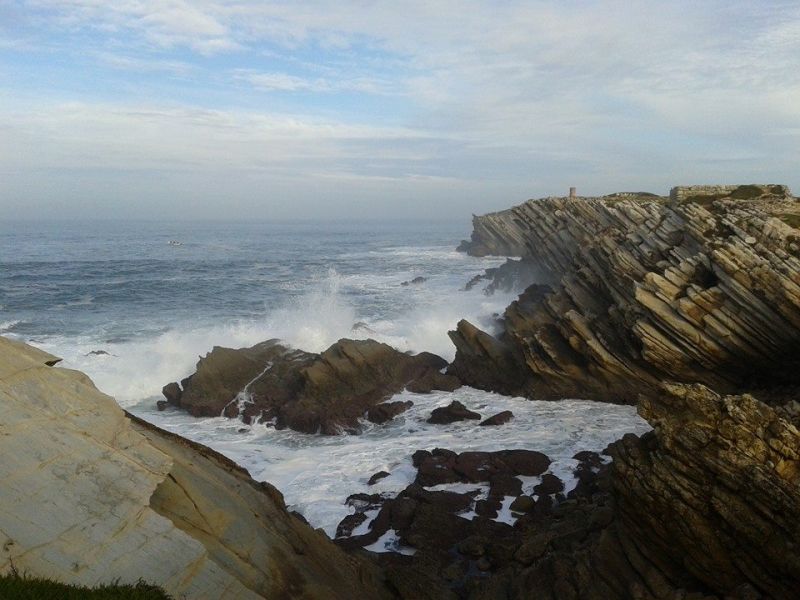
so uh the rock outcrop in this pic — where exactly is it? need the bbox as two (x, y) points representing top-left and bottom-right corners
(166, 338), (452, 434)
(0, 336), (390, 599)
(334, 384), (800, 600)
(451, 184), (800, 403)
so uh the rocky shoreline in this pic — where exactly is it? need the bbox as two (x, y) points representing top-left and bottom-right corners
(2, 184), (799, 599)
(150, 183), (800, 599)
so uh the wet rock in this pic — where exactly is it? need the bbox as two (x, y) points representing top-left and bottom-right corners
(156, 400), (168, 411)
(427, 400), (481, 424)
(86, 349), (110, 356)
(367, 400), (414, 424)
(405, 370), (462, 393)
(479, 410), (514, 426)
(345, 493), (386, 512)
(533, 474), (564, 496)
(368, 471), (391, 485)
(401, 276), (428, 286)
(161, 382), (182, 406)
(171, 338), (448, 434)
(509, 495), (535, 513)
(336, 512), (368, 538)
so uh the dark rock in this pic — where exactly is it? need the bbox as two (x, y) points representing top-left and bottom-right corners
(411, 450), (431, 467)
(427, 400), (481, 424)
(172, 337), (447, 434)
(405, 370), (461, 393)
(368, 471), (391, 485)
(488, 474), (522, 498)
(401, 276), (428, 286)
(161, 382), (182, 406)
(345, 493), (386, 512)
(367, 400), (413, 424)
(509, 495), (535, 513)
(86, 349), (110, 356)
(496, 450), (551, 477)
(533, 474), (564, 496)
(414, 452), (459, 487)
(479, 410), (514, 426)
(336, 512), (368, 538)
(453, 451), (496, 482)
(156, 400), (168, 411)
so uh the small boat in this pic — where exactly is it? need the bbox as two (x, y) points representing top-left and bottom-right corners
(168, 240), (183, 246)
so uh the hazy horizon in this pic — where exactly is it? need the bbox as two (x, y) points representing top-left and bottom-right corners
(2, 1), (799, 220)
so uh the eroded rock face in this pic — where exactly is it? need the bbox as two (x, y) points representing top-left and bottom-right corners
(334, 384), (800, 599)
(166, 338), (450, 434)
(451, 186), (800, 403)
(0, 337), (390, 600)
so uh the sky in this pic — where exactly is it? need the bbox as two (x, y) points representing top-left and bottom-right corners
(1, 1), (799, 220)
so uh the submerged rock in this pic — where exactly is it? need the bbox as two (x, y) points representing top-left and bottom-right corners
(163, 338), (448, 434)
(479, 410), (514, 426)
(366, 400), (414, 424)
(401, 276), (428, 286)
(426, 400), (481, 424)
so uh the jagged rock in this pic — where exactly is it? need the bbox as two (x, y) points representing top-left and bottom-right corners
(405, 370), (461, 393)
(161, 381), (182, 405)
(368, 471), (390, 485)
(401, 276), (428, 286)
(450, 187), (800, 403)
(366, 400), (414, 424)
(533, 474), (564, 495)
(427, 400), (481, 424)
(0, 337), (390, 600)
(168, 338), (447, 434)
(479, 410), (514, 426)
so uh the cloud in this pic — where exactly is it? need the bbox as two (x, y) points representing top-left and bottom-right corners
(3, 1), (800, 218)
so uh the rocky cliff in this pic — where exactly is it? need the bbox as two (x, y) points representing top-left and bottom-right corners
(451, 184), (800, 403)
(0, 336), (390, 599)
(428, 184), (800, 599)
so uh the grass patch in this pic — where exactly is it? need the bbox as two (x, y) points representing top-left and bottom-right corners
(778, 213), (800, 229)
(0, 572), (172, 599)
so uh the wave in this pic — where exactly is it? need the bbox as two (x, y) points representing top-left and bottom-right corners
(29, 267), (516, 407)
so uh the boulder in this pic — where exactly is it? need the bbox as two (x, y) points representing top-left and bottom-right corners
(161, 381), (182, 406)
(479, 410), (514, 426)
(367, 471), (391, 485)
(405, 370), (462, 393)
(366, 400), (413, 424)
(170, 338), (448, 434)
(427, 400), (481, 424)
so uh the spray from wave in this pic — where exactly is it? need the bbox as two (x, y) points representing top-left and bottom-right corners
(29, 267), (516, 407)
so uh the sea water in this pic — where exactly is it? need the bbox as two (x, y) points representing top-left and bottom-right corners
(0, 218), (649, 539)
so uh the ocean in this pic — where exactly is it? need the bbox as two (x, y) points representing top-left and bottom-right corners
(0, 218), (648, 545)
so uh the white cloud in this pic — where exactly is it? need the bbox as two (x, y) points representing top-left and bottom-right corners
(4, 1), (800, 217)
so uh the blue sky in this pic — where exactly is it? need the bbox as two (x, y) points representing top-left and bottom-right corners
(1, 1), (799, 219)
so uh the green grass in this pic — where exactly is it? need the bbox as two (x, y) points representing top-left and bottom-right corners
(778, 213), (800, 229)
(0, 572), (172, 599)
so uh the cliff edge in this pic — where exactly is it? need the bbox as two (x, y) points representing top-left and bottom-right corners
(451, 184), (800, 403)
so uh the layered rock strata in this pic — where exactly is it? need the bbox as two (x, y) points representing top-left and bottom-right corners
(451, 184), (800, 403)
(165, 338), (453, 434)
(0, 336), (390, 599)
(335, 384), (800, 600)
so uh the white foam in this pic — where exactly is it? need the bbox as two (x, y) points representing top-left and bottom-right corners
(128, 387), (650, 538)
(30, 263), (515, 405)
